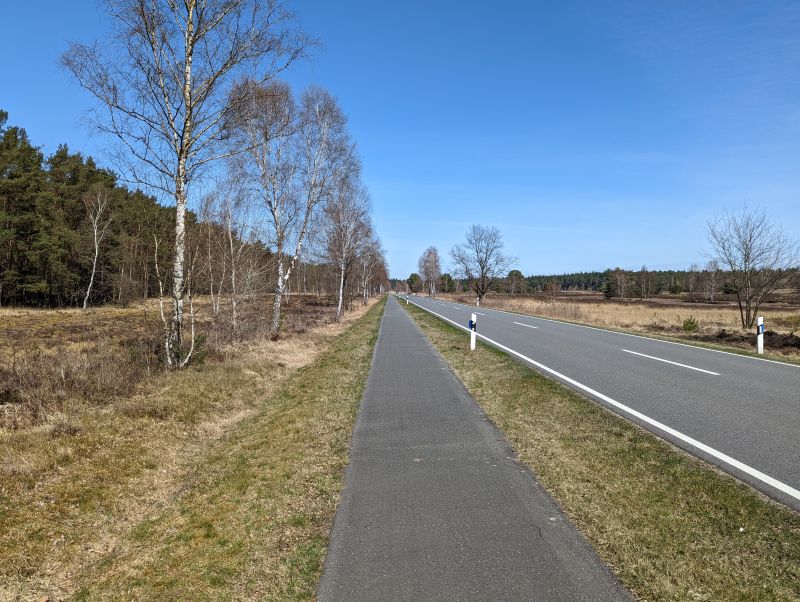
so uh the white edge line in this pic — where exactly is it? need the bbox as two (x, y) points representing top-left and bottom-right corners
(513, 321), (539, 329)
(437, 298), (799, 369)
(405, 297), (800, 502)
(622, 349), (720, 376)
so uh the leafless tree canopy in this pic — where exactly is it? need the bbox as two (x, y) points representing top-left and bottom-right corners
(61, 0), (308, 368)
(62, 0), (307, 192)
(324, 173), (372, 320)
(707, 206), (798, 328)
(82, 188), (114, 310)
(450, 225), (514, 304)
(227, 81), (350, 335)
(418, 246), (441, 297)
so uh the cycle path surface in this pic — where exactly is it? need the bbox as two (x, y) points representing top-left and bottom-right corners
(317, 295), (631, 601)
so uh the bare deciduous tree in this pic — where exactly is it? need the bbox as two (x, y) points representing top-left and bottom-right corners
(607, 267), (628, 299)
(707, 206), (798, 328)
(639, 265), (649, 299)
(418, 246), (442, 297)
(199, 193), (228, 316)
(360, 236), (386, 304)
(324, 175), (369, 320)
(228, 82), (347, 336)
(703, 259), (719, 302)
(544, 278), (559, 301)
(62, 0), (306, 367)
(685, 263), (700, 297)
(82, 188), (113, 310)
(450, 225), (514, 306)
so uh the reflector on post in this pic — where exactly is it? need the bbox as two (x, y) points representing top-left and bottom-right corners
(469, 313), (477, 351)
(757, 316), (764, 354)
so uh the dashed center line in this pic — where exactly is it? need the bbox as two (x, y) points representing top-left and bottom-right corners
(513, 321), (538, 329)
(622, 349), (720, 375)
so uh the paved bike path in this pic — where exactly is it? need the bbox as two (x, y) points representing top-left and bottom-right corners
(317, 295), (630, 601)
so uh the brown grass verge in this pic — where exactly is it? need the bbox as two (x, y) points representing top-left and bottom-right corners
(404, 301), (800, 601)
(0, 297), (383, 601)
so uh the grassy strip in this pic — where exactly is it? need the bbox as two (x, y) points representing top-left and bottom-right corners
(440, 297), (800, 366)
(71, 298), (384, 600)
(403, 301), (800, 601)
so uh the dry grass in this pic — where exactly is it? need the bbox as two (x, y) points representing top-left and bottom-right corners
(0, 294), (341, 429)
(443, 294), (800, 358)
(0, 297), (383, 601)
(404, 302), (800, 601)
(72, 299), (384, 601)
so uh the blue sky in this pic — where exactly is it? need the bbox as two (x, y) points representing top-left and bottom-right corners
(2, 1), (799, 278)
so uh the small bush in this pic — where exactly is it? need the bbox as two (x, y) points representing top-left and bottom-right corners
(49, 417), (81, 438)
(0, 338), (156, 428)
(683, 316), (699, 332)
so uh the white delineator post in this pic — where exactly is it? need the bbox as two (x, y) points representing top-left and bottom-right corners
(757, 316), (764, 354)
(470, 312), (477, 351)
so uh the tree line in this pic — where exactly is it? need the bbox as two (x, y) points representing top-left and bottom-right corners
(33, 0), (389, 368)
(0, 108), (388, 319)
(0, 112), (176, 307)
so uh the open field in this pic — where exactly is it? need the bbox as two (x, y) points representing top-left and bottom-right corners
(0, 294), (340, 429)
(403, 301), (800, 601)
(0, 296), (383, 601)
(442, 293), (800, 358)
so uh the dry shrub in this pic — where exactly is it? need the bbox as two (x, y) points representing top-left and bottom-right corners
(206, 294), (337, 346)
(48, 415), (82, 438)
(0, 294), (341, 431)
(773, 314), (800, 330)
(118, 396), (174, 421)
(0, 338), (155, 429)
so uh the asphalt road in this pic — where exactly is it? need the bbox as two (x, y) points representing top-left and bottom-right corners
(318, 295), (631, 601)
(404, 294), (800, 510)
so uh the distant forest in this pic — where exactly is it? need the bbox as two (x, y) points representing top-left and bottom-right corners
(1, 109), (389, 316)
(523, 269), (709, 297)
(0, 110), (179, 307)
(397, 267), (798, 301)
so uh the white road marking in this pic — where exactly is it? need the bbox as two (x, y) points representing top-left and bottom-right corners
(622, 349), (720, 376)
(435, 299), (799, 368)
(475, 312), (486, 315)
(405, 298), (800, 503)
(513, 321), (539, 329)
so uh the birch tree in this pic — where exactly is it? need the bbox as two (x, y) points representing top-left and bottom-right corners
(229, 82), (346, 335)
(199, 192), (228, 316)
(703, 259), (719, 302)
(324, 176), (369, 320)
(359, 233), (385, 303)
(62, 0), (305, 367)
(639, 265), (649, 299)
(82, 188), (113, 309)
(418, 246), (441, 297)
